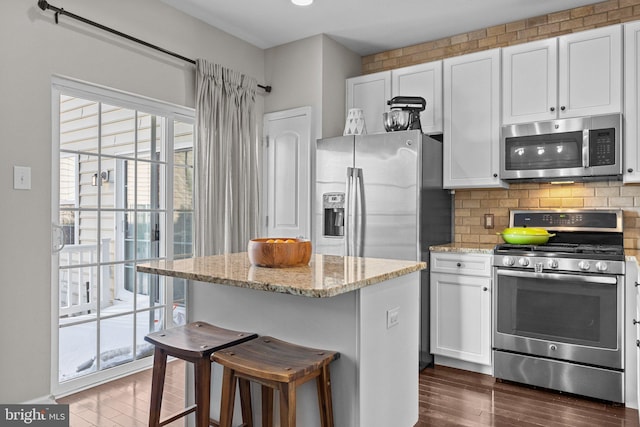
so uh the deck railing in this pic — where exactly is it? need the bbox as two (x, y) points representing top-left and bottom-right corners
(59, 238), (111, 317)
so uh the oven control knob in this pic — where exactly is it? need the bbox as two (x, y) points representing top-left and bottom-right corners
(502, 256), (515, 267)
(595, 261), (608, 272)
(549, 344), (558, 351)
(578, 261), (591, 271)
(548, 259), (559, 269)
(518, 257), (530, 267)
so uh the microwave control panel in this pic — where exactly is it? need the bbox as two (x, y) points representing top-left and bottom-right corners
(589, 128), (616, 166)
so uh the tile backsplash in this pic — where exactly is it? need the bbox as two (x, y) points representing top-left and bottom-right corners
(454, 181), (640, 249)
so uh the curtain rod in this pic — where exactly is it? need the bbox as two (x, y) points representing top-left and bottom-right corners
(36, 0), (272, 93)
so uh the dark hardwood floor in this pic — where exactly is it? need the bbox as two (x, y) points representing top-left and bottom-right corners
(418, 365), (640, 427)
(58, 360), (639, 426)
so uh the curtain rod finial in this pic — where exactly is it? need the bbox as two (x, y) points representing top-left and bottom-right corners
(37, 0), (49, 11)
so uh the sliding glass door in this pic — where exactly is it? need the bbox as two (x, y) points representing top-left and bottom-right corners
(51, 77), (194, 395)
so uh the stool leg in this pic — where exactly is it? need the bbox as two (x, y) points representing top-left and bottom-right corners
(219, 367), (237, 427)
(149, 347), (167, 427)
(261, 385), (273, 427)
(194, 358), (212, 427)
(316, 365), (335, 427)
(238, 378), (253, 427)
(279, 382), (296, 427)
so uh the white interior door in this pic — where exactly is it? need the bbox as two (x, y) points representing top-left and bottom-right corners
(263, 107), (312, 239)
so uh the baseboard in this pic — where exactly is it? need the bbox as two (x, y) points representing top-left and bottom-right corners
(433, 355), (493, 375)
(23, 395), (57, 404)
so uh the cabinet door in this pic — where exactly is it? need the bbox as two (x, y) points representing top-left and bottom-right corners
(624, 22), (640, 183)
(346, 71), (391, 134)
(391, 61), (443, 134)
(430, 272), (492, 365)
(558, 25), (622, 118)
(443, 48), (504, 189)
(502, 38), (558, 124)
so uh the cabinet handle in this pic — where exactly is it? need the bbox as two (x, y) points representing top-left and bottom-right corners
(634, 319), (640, 325)
(629, 168), (634, 173)
(560, 106), (566, 111)
(637, 340), (640, 347)
(493, 173), (498, 178)
(635, 282), (640, 287)
(456, 262), (462, 267)
(550, 107), (555, 112)
(483, 287), (488, 292)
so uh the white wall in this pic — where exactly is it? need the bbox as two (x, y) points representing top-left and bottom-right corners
(0, 0), (264, 403)
(264, 34), (361, 140)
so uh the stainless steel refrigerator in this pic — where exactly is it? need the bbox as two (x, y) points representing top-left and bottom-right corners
(313, 129), (452, 369)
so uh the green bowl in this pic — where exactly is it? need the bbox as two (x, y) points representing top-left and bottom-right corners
(498, 227), (555, 245)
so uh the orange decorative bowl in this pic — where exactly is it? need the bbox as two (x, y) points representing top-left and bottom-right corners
(247, 238), (312, 268)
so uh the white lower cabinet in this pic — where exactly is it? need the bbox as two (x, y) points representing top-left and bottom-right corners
(430, 252), (492, 372)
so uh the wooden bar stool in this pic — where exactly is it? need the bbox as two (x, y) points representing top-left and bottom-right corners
(145, 321), (258, 427)
(212, 336), (340, 427)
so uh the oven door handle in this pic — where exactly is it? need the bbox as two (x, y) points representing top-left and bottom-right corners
(496, 269), (619, 285)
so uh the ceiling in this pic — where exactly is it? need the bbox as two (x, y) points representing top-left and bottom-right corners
(161, 0), (604, 56)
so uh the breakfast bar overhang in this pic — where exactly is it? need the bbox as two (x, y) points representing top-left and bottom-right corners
(138, 253), (425, 427)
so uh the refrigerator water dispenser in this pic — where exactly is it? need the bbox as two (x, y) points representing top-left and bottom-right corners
(323, 192), (345, 237)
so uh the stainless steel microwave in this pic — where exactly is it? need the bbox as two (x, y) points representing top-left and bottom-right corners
(500, 113), (622, 182)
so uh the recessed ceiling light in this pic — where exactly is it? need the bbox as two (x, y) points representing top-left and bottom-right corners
(291, 0), (313, 6)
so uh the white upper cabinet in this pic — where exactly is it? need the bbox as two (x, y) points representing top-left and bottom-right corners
(346, 71), (391, 134)
(559, 25), (622, 118)
(346, 61), (443, 135)
(503, 25), (622, 125)
(502, 38), (558, 124)
(443, 48), (504, 189)
(391, 61), (443, 134)
(624, 21), (640, 183)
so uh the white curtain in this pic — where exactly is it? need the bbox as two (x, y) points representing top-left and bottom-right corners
(194, 59), (260, 256)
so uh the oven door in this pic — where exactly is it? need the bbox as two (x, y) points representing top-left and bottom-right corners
(494, 268), (623, 369)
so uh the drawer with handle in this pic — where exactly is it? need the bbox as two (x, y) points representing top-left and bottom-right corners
(430, 252), (492, 277)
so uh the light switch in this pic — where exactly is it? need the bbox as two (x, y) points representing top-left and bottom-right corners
(14, 166), (31, 190)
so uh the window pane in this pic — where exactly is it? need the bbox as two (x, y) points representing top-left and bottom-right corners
(78, 154), (100, 209)
(100, 314), (134, 370)
(59, 96), (99, 154)
(101, 104), (136, 157)
(59, 154), (77, 204)
(136, 271), (166, 310)
(136, 308), (164, 356)
(58, 265), (99, 318)
(138, 113), (164, 161)
(59, 321), (97, 382)
(173, 211), (192, 258)
(136, 161), (164, 210)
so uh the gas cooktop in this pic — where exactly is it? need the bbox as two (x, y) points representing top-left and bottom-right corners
(495, 209), (625, 262)
(494, 242), (625, 261)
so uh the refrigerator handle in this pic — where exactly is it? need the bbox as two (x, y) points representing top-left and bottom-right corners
(345, 167), (355, 256)
(355, 168), (365, 257)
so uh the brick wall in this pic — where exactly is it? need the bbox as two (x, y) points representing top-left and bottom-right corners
(362, 0), (640, 73)
(360, 0), (640, 249)
(455, 182), (640, 249)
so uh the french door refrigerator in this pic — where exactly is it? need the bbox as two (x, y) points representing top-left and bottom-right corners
(313, 129), (452, 369)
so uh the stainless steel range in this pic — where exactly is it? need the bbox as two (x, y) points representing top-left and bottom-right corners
(493, 209), (625, 403)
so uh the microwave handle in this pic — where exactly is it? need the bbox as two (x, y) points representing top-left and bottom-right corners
(582, 129), (590, 168)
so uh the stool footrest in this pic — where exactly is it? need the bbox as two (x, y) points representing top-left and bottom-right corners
(159, 404), (197, 426)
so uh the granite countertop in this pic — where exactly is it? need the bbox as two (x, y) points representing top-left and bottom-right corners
(137, 252), (426, 298)
(429, 243), (496, 255)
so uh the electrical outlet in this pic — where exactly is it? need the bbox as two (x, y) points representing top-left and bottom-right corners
(387, 307), (400, 329)
(484, 213), (494, 229)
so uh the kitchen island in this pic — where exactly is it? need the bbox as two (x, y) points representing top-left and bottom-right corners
(138, 253), (425, 427)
